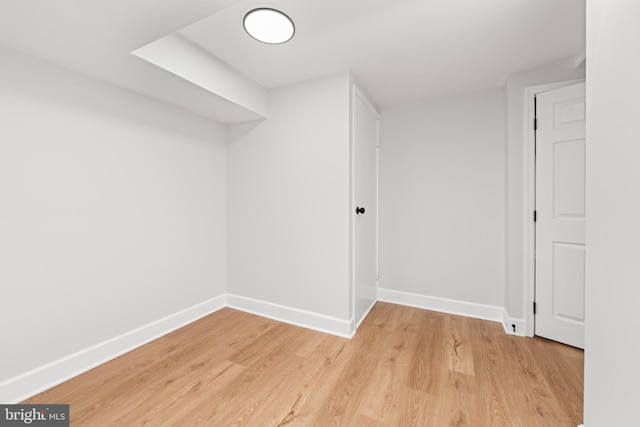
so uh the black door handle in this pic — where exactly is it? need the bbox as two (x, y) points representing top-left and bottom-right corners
(356, 207), (365, 215)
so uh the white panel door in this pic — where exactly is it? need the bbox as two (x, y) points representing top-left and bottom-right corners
(535, 82), (586, 349)
(353, 87), (378, 329)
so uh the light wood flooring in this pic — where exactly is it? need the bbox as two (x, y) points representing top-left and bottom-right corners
(24, 302), (584, 426)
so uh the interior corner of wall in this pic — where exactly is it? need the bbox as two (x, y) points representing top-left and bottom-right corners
(574, 52), (586, 70)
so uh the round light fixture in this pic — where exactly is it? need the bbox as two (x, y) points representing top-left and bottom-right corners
(243, 8), (295, 44)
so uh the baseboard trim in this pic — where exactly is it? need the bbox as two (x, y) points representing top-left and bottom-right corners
(377, 288), (503, 323)
(227, 294), (354, 339)
(0, 295), (226, 404)
(502, 310), (526, 337)
(3, 290), (507, 404)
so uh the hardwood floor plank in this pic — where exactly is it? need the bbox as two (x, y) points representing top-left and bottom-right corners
(432, 370), (480, 427)
(394, 387), (436, 427)
(446, 315), (476, 376)
(494, 333), (572, 427)
(309, 314), (388, 425)
(530, 338), (584, 425)
(351, 414), (386, 426)
(356, 329), (402, 423)
(407, 310), (445, 395)
(213, 355), (311, 426)
(276, 338), (355, 426)
(23, 303), (584, 426)
(469, 318), (519, 427)
(111, 359), (246, 426)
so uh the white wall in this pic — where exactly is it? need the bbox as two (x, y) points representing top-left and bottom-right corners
(226, 73), (351, 321)
(505, 59), (585, 319)
(379, 88), (505, 308)
(0, 46), (227, 383)
(585, 1), (640, 424)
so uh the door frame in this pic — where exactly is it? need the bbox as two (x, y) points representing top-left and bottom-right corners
(523, 79), (585, 337)
(350, 84), (380, 334)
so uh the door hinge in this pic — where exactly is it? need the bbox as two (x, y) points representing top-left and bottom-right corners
(533, 302), (537, 314)
(533, 210), (537, 222)
(534, 117), (538, 130)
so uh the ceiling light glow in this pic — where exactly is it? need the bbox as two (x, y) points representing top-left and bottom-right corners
(243, 8), (295, 44)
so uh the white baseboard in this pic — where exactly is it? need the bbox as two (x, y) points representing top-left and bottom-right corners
(226, 294), (355, 339)
(377, 288), (503, 323)
(2, 290), (512, 404)
(502, 309), (526, 337)
(0, 295), (226, 404)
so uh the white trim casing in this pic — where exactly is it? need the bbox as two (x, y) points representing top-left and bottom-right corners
(522, 79), (585, 337)
(227, 294), (355, 339)
(502, 309), (526, 336)
(350, 83), (380, 330)
(0, 295), (226, 404)
(377, 288), (503, 323)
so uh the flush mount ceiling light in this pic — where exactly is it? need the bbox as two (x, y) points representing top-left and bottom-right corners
(243, 8), (295, 44)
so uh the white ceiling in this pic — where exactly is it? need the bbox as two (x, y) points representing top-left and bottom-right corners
(0, 0), (585, 123)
